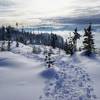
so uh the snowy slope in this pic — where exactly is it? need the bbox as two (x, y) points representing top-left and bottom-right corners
(0, 52), (45, 100)
(40, 53), (99, 100)
(75, 53), (100, 99)
(0, 42), (100, 100)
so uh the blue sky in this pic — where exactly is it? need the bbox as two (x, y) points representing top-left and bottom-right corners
(0, 0), (100, 26)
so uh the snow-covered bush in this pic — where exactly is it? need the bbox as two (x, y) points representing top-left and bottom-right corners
(32, 46), (41, 54)
(0, 41), (5, 51)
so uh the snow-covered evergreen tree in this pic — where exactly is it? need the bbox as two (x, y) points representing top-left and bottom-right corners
(64, 39), (69, 54)
(0, 41), (5, 51)
(68, 36), (74, 56)
(45, 50), (55, 68)
(7, 41), (11, 51)
(16, 39), (19, 47)
(32, 46), (38, 54)
(51, 34), (57, 49)
(65, 33), (74, 56)
(83, 24), (95, 56)
(73, 28), (80, 51)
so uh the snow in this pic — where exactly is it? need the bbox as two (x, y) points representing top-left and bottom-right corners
(40, 53), (98, 100)
(40, 68), (57, 79)
(0, 42), (100, 100)
(76, 54), (100, 99)
(0, 52), (45, 100)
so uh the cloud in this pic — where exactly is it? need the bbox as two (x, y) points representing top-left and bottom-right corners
(0, 0), (17, 19)
(71, 6), (100, 17)
(45, 16), (100, 25)
(0, 0), (100, 25)
(0, 0), (15, 7)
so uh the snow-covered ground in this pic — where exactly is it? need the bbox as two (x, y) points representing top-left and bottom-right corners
(77, 54), (100, 99)
(0, 52), (46, 100)
(40, 53), (100, 100)
(0, 42), (100, 100)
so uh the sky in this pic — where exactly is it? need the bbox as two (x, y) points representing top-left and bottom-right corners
(0, 0), (100, 26)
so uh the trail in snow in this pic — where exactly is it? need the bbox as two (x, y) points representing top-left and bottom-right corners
(40, 54), (97, 100)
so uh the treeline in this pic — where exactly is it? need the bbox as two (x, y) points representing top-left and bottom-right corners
(0, 24), (95, 56)
(0, 26), (64, 49)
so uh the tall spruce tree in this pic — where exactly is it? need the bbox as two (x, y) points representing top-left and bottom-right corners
(1, 26), (6, 40)
(6, 26), (11, 51)
(68, 35), (74, 56)
(45, 51), (55, 68)
(83, 24), (95, 56)
(65, 33), (74, 56)
(73, 28), (80, 51)
(16, 38), (19, 47)
(1, 41), (5, 51)
(51, 34), (57, 49)
(64, 39), (69, 54)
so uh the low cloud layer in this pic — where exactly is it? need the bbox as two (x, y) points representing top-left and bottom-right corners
(0, 0), (100, 25)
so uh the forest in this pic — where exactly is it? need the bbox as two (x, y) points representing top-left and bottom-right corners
(0, 24), (95, 56)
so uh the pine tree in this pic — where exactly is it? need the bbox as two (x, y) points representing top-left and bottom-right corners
(1, 26), (6, 40)
(32, 46), (37, 53)
(64, 39), (69, 54)
(7, 41), (11, 51)
(6, 26), (11, 51)
(83, 24), (95, 56)
(51, 34), (57, 49)
(65, 33), (74, 56)
(16, 38), (19, 47)
(6, 26), (11, 41)
(1, 41), (5, 51)
(45, 50), (55, 68)
(73, 28), (80, 51)
(68, 36), (74, 56)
